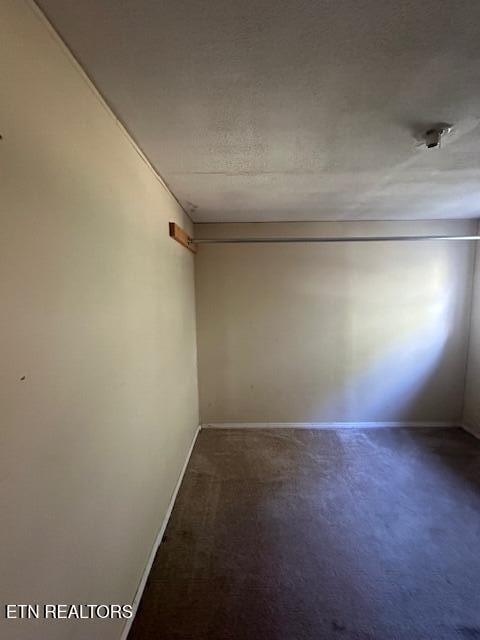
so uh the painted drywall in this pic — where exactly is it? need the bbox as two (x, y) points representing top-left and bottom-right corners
(36, 0), (480, 222)
(0, 2), (198, 639)
(195, 220), (476, 424)
(462, 221), (480, 436)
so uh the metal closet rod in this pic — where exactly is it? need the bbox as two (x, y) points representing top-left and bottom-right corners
(192, 235), (480, 244)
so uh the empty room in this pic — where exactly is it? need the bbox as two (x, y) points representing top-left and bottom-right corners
(2, 1), (480, 639)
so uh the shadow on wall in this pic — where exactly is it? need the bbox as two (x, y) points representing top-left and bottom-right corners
(196, 239), (471, 423)
(318, 250), (460, 421)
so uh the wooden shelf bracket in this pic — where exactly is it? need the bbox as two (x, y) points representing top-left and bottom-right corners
(169, 222), (197, 254)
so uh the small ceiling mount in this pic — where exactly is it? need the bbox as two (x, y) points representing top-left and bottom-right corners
(423, 123), (453, 149)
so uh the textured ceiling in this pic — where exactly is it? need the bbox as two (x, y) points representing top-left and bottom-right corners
(36, 0), (480, 222)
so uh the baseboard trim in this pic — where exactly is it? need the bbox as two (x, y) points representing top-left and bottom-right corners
(120, 424), (201, 640)
(460, 423), (480, 439)
(202, 421), (459, 430)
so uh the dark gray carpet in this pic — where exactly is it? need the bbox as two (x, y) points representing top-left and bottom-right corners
(129, 427), (480, 640)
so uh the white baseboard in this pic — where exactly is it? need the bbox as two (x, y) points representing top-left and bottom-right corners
(202, 421), (459, 430)
(120, 424), (201, 640)
(460, 423), (480, 439)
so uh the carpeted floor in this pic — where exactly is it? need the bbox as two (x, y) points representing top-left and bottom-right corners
(128, 427), (480, 640)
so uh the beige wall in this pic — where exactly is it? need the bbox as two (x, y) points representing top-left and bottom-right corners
(463, 221), (480, 435)
(195, 220), (476, 424)
(0, 2), (198, 639)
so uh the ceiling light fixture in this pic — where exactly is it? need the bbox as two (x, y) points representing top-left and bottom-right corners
(423, 124), (453, 149)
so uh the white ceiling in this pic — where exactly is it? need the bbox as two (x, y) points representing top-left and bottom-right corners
(37, 0), (480, 222)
